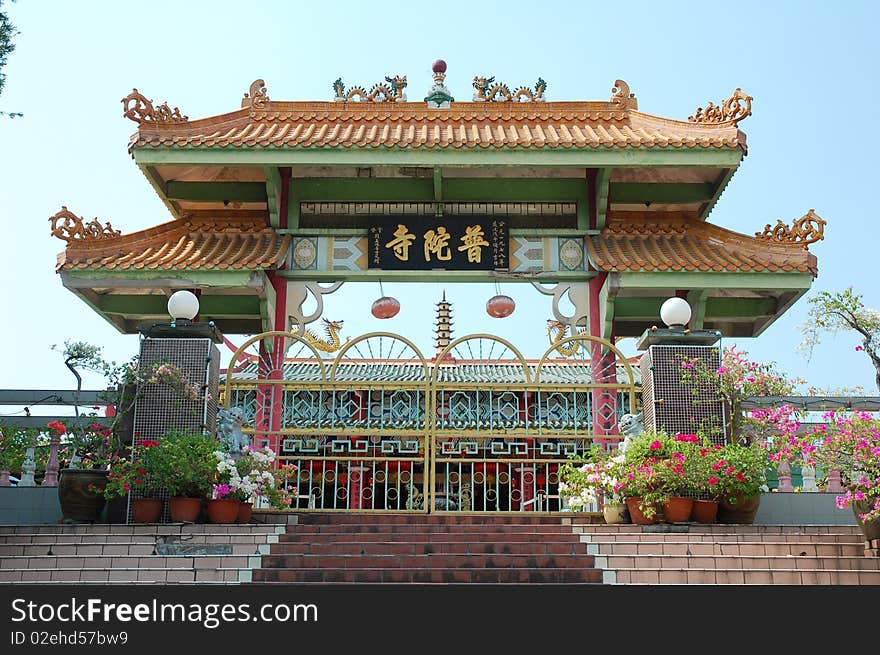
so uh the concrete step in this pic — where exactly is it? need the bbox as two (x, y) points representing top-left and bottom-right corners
(0, 567), (248, 583)
(583, 540), (867, 557)
(567, 521), (863, 535)
(0, 533), (282, 545)
(0, 542), (265, 556)
(610, 568), (880, 585)
(296, 514), (565, 525)
(576, 531), (865, 544)
(260, 553), (594, 569)
(0, 524), (282, 535)
(252, 567), (603, 583)
(0, 554), (252, 570)
(274, 541), (590, 555)
(290, 524), (575, 534)
(605, 553), (880, 571)
(279, 531), (580, 543)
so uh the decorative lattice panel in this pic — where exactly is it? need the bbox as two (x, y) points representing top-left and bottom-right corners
(640, 345), (726, 445)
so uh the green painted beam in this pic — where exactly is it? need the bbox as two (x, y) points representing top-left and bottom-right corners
(98, 294), (262, 316)
(614, 297), (663, 318)
(699, 166), (738, 221)
(62, 269), (263, 287)
(277, 269), (596, 283)
(595, 167), (611, 229)
(140, 165), (180, 219)
(291, 178), (433, 202)
(133, 147), (744, 168)
(288, 177), (300, 229)
(281, 227), (598, 237)
(264, 166), (282, 228)
(286, 177), (587, 203)
(687, 289), (708, 329)
(165, 182), (268, 203)
(609, 183), (715, 204)
(705, 296), (777, 318)
(617, 272), (814, 291)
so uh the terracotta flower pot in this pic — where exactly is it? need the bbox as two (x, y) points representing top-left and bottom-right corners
(691, 499), (719, 524)
(131, 498), (163, 523)
(662, 496), (694, 524)
(236, 502), (253, 524)
(168, 497), (203, 523)
(207, 499), (240, 524)
(625, 497), (659, 525)
(717, 494), (761, 524)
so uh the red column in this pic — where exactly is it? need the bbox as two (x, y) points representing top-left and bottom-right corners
(348, 465), (370, 510)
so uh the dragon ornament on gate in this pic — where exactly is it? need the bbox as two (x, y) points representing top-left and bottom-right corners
(293, 318), (346, 353)
(546, 319), (587, 356)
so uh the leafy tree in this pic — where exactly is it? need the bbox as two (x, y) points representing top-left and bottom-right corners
(0, 0), (21, 118)
(799, 287), (880, 392)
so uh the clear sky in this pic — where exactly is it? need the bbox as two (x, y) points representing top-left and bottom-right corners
(1, 0), (878, 405)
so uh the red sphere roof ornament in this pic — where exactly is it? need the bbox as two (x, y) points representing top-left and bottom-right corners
(371, 296), (401, 319)
(486, 294), (515, 319)
(432, 60), (447, 74)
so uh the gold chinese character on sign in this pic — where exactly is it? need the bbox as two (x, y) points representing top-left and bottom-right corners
(457, 225), (490, 263)
(423, 226), (452, 262)
(385, 224), (416, 261)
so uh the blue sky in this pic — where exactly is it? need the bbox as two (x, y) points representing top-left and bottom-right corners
(0, 0), (878, 402)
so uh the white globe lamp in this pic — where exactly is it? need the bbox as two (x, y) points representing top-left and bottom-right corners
(167, 290), (200, 322)
(659, 297), (691, 330)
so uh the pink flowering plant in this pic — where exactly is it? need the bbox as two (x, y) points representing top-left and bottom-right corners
(679, 346), (800, 443)
(799, 411), (880, 523)
(558, 446), (626, 510)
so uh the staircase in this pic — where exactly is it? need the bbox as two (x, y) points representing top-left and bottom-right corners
(0, 523), (284, 584)
(569, 519), (880, 584)
(253, 514), (603, 583)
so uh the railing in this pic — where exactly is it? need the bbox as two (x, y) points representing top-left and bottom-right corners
(742, 395), (880, 492)
(224, 330), (639, 513)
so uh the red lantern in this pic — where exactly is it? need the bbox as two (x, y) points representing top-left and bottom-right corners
(486, 294), (515, 318)
(371, 296), (400, 319)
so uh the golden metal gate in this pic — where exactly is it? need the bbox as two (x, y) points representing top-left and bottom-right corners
(223, 330), (637, 513)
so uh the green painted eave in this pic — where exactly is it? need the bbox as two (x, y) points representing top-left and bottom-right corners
(616, 272), (814, 291)
(98, 294), (261, 317)
(165, 181), (268, 203)
(61, 269), (265, 287)
(133, 146), (744, 168)
(610, 183), (715, 204)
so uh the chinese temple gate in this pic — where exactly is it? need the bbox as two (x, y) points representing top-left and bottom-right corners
(51, 64), (823, 512)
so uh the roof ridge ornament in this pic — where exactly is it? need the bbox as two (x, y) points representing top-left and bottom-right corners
(425, 60), (454, 108)
(121, 89), (188, 124)
(689, 87), (753, 126)
(333, 75), (407, 102)
(610, 79), (637, 109)
(472, 76), (547, 102)
(755, 209), (826, 249)
(49, 206), (122, 242)
(242, 79), (269, 108)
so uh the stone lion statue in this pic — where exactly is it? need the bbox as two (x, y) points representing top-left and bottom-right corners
(617, 412), (645, 453)
(217, 406), (250, 456)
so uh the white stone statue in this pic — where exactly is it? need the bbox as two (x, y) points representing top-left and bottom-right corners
(617, 412), (645, 453)
(217, 406), (250, 456)
(19, 447), (36, 487)
(801, 463), (818, 493)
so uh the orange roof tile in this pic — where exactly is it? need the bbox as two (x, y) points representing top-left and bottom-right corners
(587, 216), (818, 275)
(57, 217), (290, 272)
(129, 101), (746, 151)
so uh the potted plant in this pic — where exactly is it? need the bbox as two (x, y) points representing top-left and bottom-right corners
(52, 420), (115, 522)
(559, 446), (628, 522)
(102, 440), (163, 523)
(147, 430), (218, 522)
(797, 411), (880, 541)
(713, 441), (771, 524)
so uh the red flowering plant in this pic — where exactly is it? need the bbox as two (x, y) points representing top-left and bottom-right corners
(102, 439), (161, 500)
(711, 441), (771, 505)
(49, 420), (115, 470)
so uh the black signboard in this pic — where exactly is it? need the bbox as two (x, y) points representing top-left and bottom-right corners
(368, 217), (508, 270)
